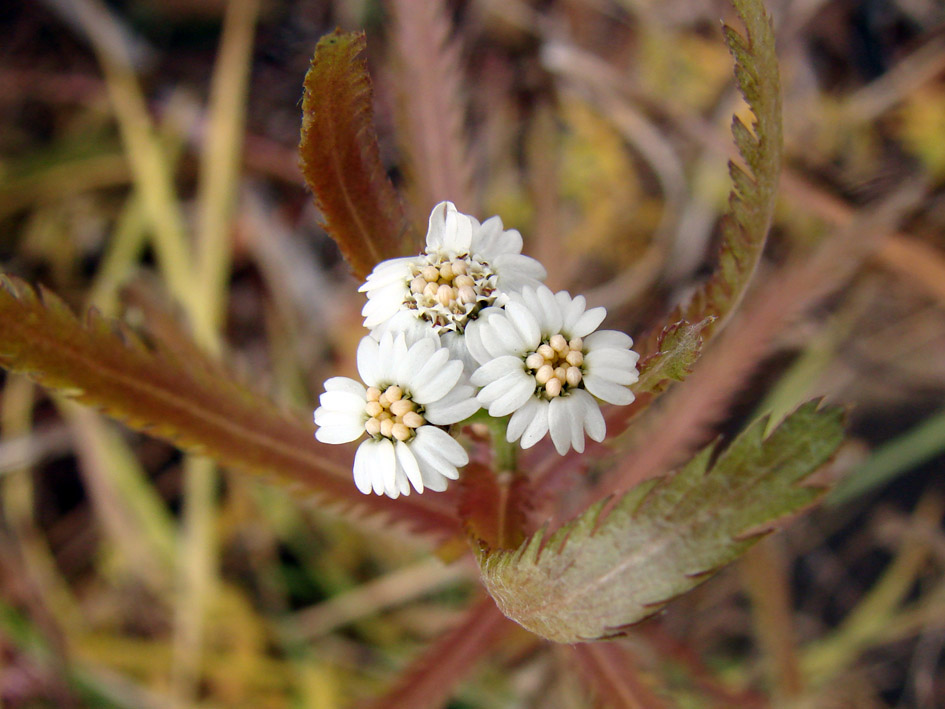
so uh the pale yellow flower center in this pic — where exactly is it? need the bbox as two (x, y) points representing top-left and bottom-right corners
(406, 256), (496, 331)
(364, 385), (426, 442)
(524, 335), (584, 399)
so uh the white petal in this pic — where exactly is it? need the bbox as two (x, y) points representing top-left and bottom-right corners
(486, 373), (535, 417)
(411, 357), (463, 405)
(423, 384), (480, 425)
(557, 291), (586, 332)
(314, 423), (364, 444)
(485, 314), (528, 356)
(425, 202), (450, 251)
(548, 396), (573, 455)
(410, 449), (454, 489)
(371, 463), (386, 495)
(477, 371), (523, 408)
(569, 306), (607, 338)
(442, 204), (474, 255)
(535, 285), (563, 335)
(353, 440), (374, 494)
(519, 399), (550, 448)
(471, 216), (514, 260)
(393, 468), (410, 498)
(571, 389), (606, 442)
(396, 440), (424, 494)
(323, 377), (367, 397)
(585, 349), (640, 384)
(355, 336), (381, 386)
(313, 408), (363, 433)
(507, 396), (540, 443)
(358, 257), (415, 292)
(564, 395), (587, 453)
(440, 330), (477, 374)
(493, 253), (546, 288)
(362, 284), (408, 328)
(397, 337), (437, 384)
(470, 355), (524, 387)
(463, 318), (491, 366)
(583, 374), (635, 406)
(584, 330), (634, 351)
(316, 390), (365, 415)
(378, 333), (409, 384)
(418, 465), (450, 491)
(363, 279), (408, 307)
(504, 301), (542, 350)
(373, 437), (397, 496)
(415, 425), (468, 466)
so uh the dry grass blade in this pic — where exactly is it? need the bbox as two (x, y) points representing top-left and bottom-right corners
(0, 275), (461, 538)
(390, 0), (475, 222)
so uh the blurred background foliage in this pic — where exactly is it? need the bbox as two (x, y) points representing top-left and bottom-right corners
(1, 0), (944, 706)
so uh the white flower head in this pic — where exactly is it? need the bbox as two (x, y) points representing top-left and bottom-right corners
(359, 201), (546, 338)
(314, 333), (480, 498)
(467, 285), (640, 455)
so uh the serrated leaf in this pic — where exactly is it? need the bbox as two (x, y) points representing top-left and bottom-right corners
(634, 317), (714, 394)
(664, 0), (782, 343)
(0, 274), (460, 538)
(299, 30), (415, 279)
(476, 401), (843, 643)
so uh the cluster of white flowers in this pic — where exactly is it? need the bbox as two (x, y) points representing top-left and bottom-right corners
(314, 201), (640, 498)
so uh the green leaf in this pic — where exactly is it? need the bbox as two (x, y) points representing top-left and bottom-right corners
(299, 30), (415, 280)
(0, 274), (460, 538)
(665, 0), (783, 342)
(634, 317), (714, 394)
(476, 401), (843, 643)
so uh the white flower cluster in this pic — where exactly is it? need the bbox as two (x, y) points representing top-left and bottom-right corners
(314, 201), (640, 498)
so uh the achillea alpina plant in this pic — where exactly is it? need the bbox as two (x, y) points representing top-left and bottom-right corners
(10, 0), (938, 705)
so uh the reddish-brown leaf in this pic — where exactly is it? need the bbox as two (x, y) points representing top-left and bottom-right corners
(299, 30), (415, 279)
(569, 642), (671, 709)
(0, 275), (460, 538)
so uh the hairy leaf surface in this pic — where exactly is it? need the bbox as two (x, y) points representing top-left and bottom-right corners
(634, 317), (714, 394)
(0, 275), (460, 538)
(299, 30), (414, 279)
(477, 401), (843, 642)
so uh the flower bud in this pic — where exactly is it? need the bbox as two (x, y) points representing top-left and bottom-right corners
(390, 398), (414, 417)
(566, 366), (583, 387)
(402, 411), (425, 428)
